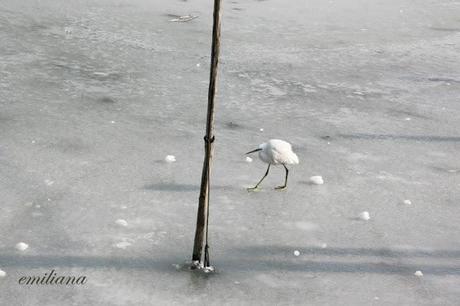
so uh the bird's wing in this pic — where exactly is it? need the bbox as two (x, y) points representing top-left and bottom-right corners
(270, 142), (298, 164)
(269, 144), (288, 164)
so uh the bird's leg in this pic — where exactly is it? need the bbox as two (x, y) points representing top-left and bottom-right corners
(247, 164), (271, 191)
(275, 164), (289, 190)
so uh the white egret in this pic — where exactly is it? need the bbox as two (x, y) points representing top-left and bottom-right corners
(246, 139), (299, 190)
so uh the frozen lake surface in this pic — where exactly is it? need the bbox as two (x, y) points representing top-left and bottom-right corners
(1, 0), (460, 305)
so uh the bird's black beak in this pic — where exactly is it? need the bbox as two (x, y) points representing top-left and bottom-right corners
(245, 148), (262, 155)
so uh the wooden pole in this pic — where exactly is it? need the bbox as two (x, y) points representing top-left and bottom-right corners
(191, 0), (223, 267)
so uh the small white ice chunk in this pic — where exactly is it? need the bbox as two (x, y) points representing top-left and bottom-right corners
(320, 243), (328, 249)
(293, 250), (300, 256)
(203, 266), (215, 273)
(172, 264), (181, 270)
(414, 270), (423, 277)
(403, 199), (412, 205)
(358, 211), (370, 221)
(165, 155), (176, 163)
(15, 242), (29, 251)
(0, 269), (6, 277)
(115, 219), (128, 227)
(115, 241), (131, 249)
(259, 128), (264, 132)
(309, 176), (324, 185)
(44, 179), (54, 186)
(245, 156), (253, 163)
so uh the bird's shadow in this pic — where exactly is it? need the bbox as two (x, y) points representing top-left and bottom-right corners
(297, 180), (325, 186)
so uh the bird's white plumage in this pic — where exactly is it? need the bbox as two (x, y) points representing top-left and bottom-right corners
(258, 139), (299, 165)
(246, 139), (299, 190)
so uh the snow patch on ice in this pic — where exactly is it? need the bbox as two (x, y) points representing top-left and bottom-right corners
(0, 269), (6, 277)
(203, 266), (215, 273)
(293, 250), (300, 256)
(309, 176), (324, 185)
(15, 242), (29, 251)
(165, 155), (176, 163)
(115, 219), (128, 227)
(403, 199), (412, 205)
(189, 260), (215, 273)
(44, 179), (54, 186)
(414, 270), (423, 277)
(172, 264), (181, 270)
(245, 156), (253, 163)
(358, 211), (370, 221)
(115, 241), (131, 249)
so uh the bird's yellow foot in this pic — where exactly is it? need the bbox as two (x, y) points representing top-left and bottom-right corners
(247, 187), (260, 192)
(274, 185), (287, 190)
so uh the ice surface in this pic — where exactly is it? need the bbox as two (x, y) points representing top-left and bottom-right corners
(1, 0), (460, 305)
(169, 15), (199, 23)
(44, 179), (54, 186)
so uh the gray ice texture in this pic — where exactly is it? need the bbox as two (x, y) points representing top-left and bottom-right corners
(0, 0), (460, 305)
